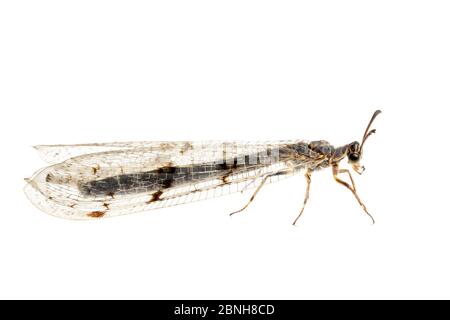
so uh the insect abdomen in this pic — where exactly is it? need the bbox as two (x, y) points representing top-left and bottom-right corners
(78, 157), (265, 197)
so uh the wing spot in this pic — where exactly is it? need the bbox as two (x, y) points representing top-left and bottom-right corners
(92, 165), (100, 175)
(87, 211), (106, 218)
(147, 190), (163, 204)
(221, 171), (233, 184)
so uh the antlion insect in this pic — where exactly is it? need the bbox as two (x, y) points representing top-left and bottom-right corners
(24, 110), (381, 224)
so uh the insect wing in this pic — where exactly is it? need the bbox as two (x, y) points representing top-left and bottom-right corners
(25, 140), (312, 219)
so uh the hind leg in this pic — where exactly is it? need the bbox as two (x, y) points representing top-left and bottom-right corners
(292, 170), (312, 225)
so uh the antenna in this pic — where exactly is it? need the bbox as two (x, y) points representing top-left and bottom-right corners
(360, 110), (382, 151)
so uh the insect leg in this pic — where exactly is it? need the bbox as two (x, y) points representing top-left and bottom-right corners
(229, 170), (289, 216)
(239, 169), (264, 194)
(332, 165), (375, 224)
(229, 175), (271, 216)
(292, 170), (312, 225)
(339, 168), (356, 190)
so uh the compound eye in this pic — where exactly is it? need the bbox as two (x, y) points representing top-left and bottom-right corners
(348, 153), (360, 162)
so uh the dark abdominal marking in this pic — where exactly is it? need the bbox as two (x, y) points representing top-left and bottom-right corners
(79, 156), (261, 198)
(156, 166), (177, 174)
(161, 176), (174, 188)
(217, 162), (229, 171)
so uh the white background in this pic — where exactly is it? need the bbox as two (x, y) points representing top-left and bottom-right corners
(1, 1), (449, 299)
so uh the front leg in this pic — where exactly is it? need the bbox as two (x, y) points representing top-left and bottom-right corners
(332, 164), (375, 224)
(339, 168), (357, 191)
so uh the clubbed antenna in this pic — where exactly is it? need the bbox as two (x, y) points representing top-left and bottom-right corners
(360, 110), (382, 151)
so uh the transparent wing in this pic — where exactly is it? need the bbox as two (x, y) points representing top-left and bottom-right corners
(33, 140), (307, 180)
(34, 141), (189, 164)
(24, 161), (302, 220)
(33, 140), (307, 164)
(25, 140), (318, 219)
